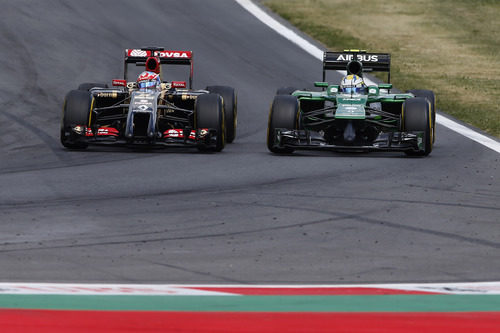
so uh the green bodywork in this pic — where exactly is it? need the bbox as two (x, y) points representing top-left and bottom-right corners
(268, 51), (433, 154)
(292, 83), (413, 129)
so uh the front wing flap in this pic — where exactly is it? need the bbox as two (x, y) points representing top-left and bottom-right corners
(273, 129), (425, 152)
(66, 125), (220, 148)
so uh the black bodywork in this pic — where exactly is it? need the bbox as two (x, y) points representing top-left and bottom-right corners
(61, 47), (221, 148)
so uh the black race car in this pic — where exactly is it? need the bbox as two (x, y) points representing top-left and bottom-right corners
(61, 47), (237, 152)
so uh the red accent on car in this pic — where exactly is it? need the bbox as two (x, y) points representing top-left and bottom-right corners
(112, 79), (127, 87)
(154, 50), (192, 59)
(126, 49), (151, 57)
(137, 72), (159, 81)
(126, 49), (192, 60)
(171, 81), (187, 88)
(85, 127), (119, 137)
(163, 129), (199, 140)
(96, 127), (119, 137)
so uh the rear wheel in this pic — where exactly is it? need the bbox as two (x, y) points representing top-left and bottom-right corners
(78, 82), (108, 91)
(206, 86), (237, 143)
(60, 90), (93, 149)
(403, 97), (432, 156)
(408, 89), (435, 143)
(195, 94), (225, 152)
(267, 95), (299, 154)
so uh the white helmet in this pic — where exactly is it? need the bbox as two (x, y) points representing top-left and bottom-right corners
(340, 74), (367, 94)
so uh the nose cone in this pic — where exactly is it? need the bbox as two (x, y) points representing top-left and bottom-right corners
(343, 121), (356, 142)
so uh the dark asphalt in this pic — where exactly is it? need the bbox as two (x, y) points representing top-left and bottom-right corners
(0, 0), (499, 284)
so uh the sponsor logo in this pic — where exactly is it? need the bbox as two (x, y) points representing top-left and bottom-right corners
(163, 129), (197, 140)
(181, 94), (197, 101)
(129, 49), (148, 57)
(133, 96), (154, 107)
(199, 129), (208, 138)
(135, 93), (154, 99)
(97, 127), (119, 136)
(112, 79), (127, 87)
(85, 127), (119, 137)
(97, 92), (118, 98)
(72, 125), (85, 135)
(171, 81), (187, 88)
(165, 129), (182, 138)
(154, 51), (191, 59)
(136, 105), (150, 111)
(336, 54), (379, 62)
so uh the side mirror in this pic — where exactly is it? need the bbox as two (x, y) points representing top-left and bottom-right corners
(314, 82), (328, 88)
(327, 85), (339, 96)
(367, 85), (379, 95)
(378, 83), (393, 90)
(171, 81), (187, 88)
(112, 79), (127, 87)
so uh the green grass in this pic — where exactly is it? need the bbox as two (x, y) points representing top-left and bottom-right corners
(264, 0), (500, 138)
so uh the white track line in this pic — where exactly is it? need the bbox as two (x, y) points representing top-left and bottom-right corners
(437, 114), (500, 153)
(2, 282), (500, 295)
(235, 0), (500, 153)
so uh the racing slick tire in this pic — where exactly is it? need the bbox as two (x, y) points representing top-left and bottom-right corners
(206, 86), (237, 143)
(267, 95), (299, 154)
(276, 86), (298, 95)
(402, 97), (433, 156)
(195, 93), (225, 152)
(408, 89), (436, 143)
(60, 90), (93, 149)
(78, 82), (108, 91)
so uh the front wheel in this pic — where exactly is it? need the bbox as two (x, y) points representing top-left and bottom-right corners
(195, 93), (225, 152)
(402, 97), (432, 156)
(206, 86), (237, 143)
(267, 95), (299, 154)
(408, 89), (435, 143)
(60, 90), (93, 149)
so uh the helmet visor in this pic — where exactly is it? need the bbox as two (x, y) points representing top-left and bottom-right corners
(343, 86), (366, 94)
(138, 81), (158, 90)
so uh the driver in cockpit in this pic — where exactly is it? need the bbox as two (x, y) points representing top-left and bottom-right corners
(339, 74), (367, 94)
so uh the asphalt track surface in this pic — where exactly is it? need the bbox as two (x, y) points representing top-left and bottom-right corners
(0, 0), (499, 285)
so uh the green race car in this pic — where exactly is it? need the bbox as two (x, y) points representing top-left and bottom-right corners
(267, 50), (435, 156)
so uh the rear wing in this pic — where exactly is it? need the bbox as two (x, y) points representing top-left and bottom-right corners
(124, 47), (193, 88)
(323, 51), (391, 83)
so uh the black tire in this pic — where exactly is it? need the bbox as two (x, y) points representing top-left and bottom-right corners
(78, 82), (108, 91)
(267, 95), (299, 154)
(276, 86), (298, 95)
(195, 93), (225, 152)
(403, 97), (432, 156)
(60, 90), (93, 149)
(408, 89), (436, 143)
(206, 86), (237, 143)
